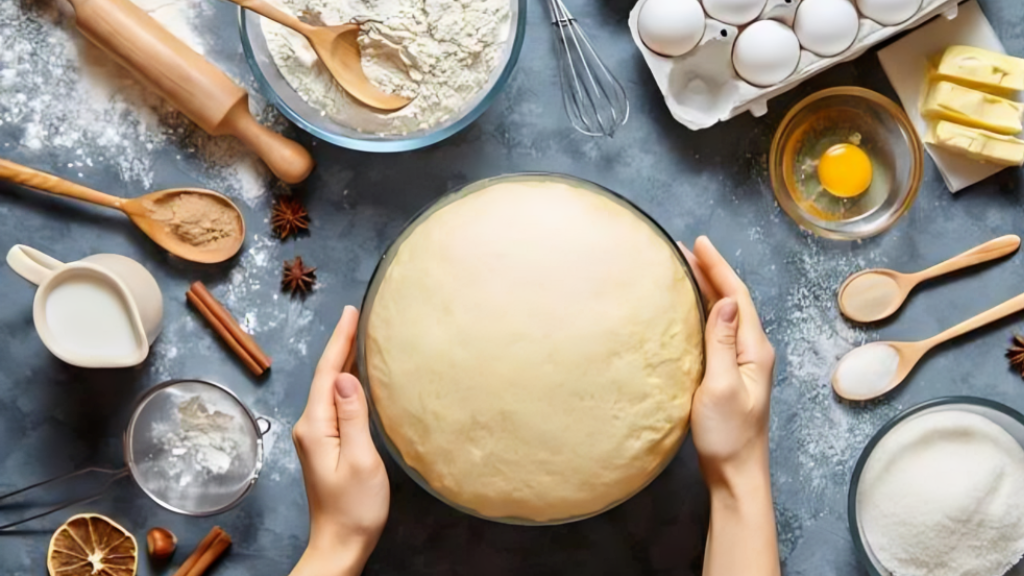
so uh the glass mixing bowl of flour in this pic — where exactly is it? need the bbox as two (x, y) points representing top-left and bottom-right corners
(238, 0), (526, 152)
(849, 397), (1024, 576)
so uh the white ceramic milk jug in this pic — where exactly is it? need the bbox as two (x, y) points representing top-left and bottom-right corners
(6, 245), (163, 368)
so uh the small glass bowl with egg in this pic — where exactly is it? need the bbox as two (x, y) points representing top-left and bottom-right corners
(770, 87), (924, 240)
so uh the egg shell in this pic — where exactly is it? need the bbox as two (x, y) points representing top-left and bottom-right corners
(703, 0), (768, 26)
(795, 0), (859, 57)
(638, 0), (706, 57)
(857, 0), (922, 25)
(732, 20), (800, 87)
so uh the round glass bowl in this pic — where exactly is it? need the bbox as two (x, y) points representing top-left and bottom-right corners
(848, 397), (1024, 575)
(238, 2), (526, 152)
(770, 87), (923, 240)
(356, 173), (706, 524)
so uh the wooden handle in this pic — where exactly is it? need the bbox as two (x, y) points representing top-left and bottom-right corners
(915, 235), (1021, 282)
(925, 290), (1024, 349)
(0, 158), (123, 210)
(220, 100), (314, 185)
(69, 0), (246, 130)
(68, 0), (314, 183)
(228, 0), (314, 35)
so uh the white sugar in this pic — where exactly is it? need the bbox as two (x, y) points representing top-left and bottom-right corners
(859, 410), (1024, 576)
(834, 342), (900, 399)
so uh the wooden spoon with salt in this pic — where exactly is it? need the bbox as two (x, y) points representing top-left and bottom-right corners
(228, 0), (411, 111)
(838, 235), (1021, 323)
(833, 289), (1024, 401)
(0, 158), (245, 264)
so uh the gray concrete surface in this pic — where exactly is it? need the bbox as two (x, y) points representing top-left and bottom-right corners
(2, 0), (1024, 573)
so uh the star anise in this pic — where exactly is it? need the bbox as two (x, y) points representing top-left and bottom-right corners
(1008, 334), (1024, 378)
(282, 256), (316, 296)
(271, 195), (310, 240)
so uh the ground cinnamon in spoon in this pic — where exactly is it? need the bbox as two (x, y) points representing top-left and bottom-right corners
(147, 193), (242, 250)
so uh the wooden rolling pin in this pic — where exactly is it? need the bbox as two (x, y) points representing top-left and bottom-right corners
(69, 0), (314, 184)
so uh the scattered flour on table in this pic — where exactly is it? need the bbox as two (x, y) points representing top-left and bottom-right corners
(0, 0), (278, 206)
(263, 0), (511, 134)
(768, 236), (902, 558)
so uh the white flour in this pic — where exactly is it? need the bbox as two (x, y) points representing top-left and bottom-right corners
(160, 395), (246, 478)
(263, 0), (511, 134)
(859, 410), (1024, 576)
(0, 0), (276, 206)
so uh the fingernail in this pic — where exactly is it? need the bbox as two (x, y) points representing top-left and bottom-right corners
(718, 298), (738, 324)
(343, 305), (356, 315)
(336, 375), (359, 399)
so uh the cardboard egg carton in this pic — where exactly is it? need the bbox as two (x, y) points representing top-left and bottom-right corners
(628, 0), (960, 130)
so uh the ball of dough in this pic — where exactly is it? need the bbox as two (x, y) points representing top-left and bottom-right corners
(365, 177), (704, 522)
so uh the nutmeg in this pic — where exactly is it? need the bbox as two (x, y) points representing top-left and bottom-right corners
(146, 527), (177, 560)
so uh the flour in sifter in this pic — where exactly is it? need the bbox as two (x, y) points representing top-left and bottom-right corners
(263, 0), (512, 134)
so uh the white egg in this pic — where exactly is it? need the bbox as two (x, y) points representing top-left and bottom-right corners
(732, 20), (800, 87)
(703, 0), (768, 25)
(795, 0), (859, 57)
(638, 0), (706, 57)
(857, 0), (922, 25)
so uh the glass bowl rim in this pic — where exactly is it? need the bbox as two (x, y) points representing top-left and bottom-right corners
(355, 172), (707, 525)
(237, 1), (527, 153)
(846, 395), (1024, 576)
(123, 378), (268, 517)
(768, 86), (924, 241)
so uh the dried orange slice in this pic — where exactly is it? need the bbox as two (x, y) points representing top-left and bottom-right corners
(47, 513), (138, 576)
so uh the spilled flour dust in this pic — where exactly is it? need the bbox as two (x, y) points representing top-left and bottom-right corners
(767, 236), (903, 560)
(0, 0), (283, 206)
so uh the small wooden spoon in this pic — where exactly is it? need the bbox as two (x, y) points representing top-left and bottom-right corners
(231, 0), (411, 111)
(832, 289), (1024, 401)
(838, 235), (1021, 323)
(0, 159), (244, 264)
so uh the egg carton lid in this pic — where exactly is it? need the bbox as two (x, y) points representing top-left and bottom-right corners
(628, 0), (960, 131)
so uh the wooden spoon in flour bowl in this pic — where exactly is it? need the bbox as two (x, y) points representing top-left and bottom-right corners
(230, 0), (412, 111)
(0, 158), (245, 264)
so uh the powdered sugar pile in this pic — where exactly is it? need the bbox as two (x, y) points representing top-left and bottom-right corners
(262, 0), (511, 134)
(0, 0), (280, 207)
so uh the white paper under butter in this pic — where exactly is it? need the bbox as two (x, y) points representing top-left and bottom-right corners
(878, 0), (1020, 193)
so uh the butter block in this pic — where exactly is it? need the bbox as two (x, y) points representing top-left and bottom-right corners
(922, 81), (1024, 135)
(934, 45), (1024, 93)
(926, 120), (1024, 167)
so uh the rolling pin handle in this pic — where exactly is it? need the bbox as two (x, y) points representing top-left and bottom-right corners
(222, 100), (315, 185)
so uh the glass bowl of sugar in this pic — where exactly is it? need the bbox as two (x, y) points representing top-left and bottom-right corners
(238, 0), (526, 152)
(848, 397), (1024, 576)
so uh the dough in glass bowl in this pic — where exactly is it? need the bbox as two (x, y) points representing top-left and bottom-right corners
(365, 176), (704, 523)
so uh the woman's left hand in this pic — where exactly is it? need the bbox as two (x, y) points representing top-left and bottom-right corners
(289, 306), (390, 576)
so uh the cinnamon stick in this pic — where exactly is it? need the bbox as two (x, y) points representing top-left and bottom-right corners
(173, 526), (231, 576)
(187, 290), (263, 376)
(190, 281), (272, 370)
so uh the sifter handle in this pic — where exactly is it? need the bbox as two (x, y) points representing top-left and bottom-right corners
(0, 467), (130, 530)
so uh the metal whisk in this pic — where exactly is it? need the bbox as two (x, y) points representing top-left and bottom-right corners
(547, 0), (629, 137)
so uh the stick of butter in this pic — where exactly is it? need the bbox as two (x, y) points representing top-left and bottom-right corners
(926, 120), (1024, 167)
(934, 46), (1024, 94)
(922, 81), (1024, 135)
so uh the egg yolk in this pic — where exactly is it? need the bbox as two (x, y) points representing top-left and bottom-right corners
(817, 143), (872, 198)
